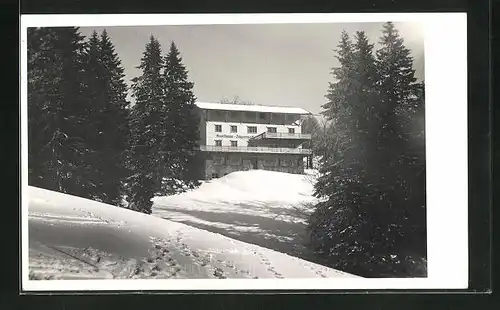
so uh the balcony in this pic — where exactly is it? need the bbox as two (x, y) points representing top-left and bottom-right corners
(199, 145), (312, 155)
(249, 132), (312, 141)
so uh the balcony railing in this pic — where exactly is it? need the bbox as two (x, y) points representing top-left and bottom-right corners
(250, 132), (312, 141)
(199, 145), (312, 155)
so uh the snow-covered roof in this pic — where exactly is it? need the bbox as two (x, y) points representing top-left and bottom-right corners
(195, 101), (311, 115)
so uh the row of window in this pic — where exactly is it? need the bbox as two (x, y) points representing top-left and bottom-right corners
(214, 140), (237, 147)
(212, 155), (300, 167)
(210, 110), (293, 121)
(214, 124), (295, 134)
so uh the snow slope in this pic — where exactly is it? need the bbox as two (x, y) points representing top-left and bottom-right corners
(152, 170), (320, 261)
(27, 186), (357, 280)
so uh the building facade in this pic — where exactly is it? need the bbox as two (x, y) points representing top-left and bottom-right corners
(195, 102), (312, 180)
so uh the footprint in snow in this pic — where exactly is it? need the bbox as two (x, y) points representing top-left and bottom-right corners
(315, 270), (327, 278)
(213, 267), (226, 279)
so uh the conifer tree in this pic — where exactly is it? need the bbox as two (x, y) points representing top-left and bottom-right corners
(27, 27), (89, 195)
(309, 26), (426, 277)
(309, 30), (398, 277)
(81, 30), (131, 205)
(377, 22), (418, 117)
(376, 22), (426, 271)
(80, 31), (105, 200)
(97, 30), (131, 206)
(308, 30), (357, 266)
(127, 36), (165, 214)
(313, 30), (357, 200)
(161, 42), (201, 194)
(27, 27), (51, 188)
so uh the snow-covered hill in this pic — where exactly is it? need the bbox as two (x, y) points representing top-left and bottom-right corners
(27, 186), (357, 281)
(152, 170), (321, 262)
(153, 170), (319, 223)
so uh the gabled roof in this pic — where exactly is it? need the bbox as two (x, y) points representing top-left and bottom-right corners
(195, 101), (311, 115)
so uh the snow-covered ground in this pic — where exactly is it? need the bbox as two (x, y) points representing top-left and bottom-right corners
(152, 169), (321, 262)
(27, 186), (357, 280)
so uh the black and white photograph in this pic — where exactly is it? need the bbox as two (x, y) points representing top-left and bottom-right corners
(20, 13), (468, 291)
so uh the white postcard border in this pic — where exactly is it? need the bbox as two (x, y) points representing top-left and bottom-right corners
(20, 12), (468, 291)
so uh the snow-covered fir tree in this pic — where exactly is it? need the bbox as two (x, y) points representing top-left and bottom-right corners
(27, 27), (90, 196)
(97, 30), (131, 206)
(377, 22), (419, 117)
(376, 22), (426, 273)
(313, 30), (357, 200)
(81, 30), (131, 206)
(161, 42), (201, 194)
(309, 30), (357, 264)
(309, 27), (426, 277)
(80, 31), (105, 200)
(127, 36), (166, 214)
(310, 30), (385, 276)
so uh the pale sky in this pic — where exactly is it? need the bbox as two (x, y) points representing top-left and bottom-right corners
(80, 22), (424, 114)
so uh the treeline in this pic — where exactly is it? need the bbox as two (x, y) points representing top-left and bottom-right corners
(308, 22), (426, 277)
(27, 27), (200, 214)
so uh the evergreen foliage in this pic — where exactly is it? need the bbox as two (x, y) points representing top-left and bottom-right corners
(126, 39), (201, 213)
(27, 27), (90, 196)
(308, 24), (426, 277)
(27, 27), (130, 206)
(81, 30), (130, 205)
(127, 36), (165, 214)
(97, 30), (131, 206)
(161, 42), (201, 194)
(28, 29), (201, 215)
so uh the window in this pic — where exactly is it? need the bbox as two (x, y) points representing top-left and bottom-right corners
(288, 128), (295, 134)
(267, 127), (277, 133)
(213, 155), (225, 165)
(263, 158), (277, 167)
(245, 112), (254, 119)
(230, 125), (238, 133)
(247, 126), (257, 133)
(259, 112), (267, 120)
(229, 155), (242, 165)
(230, 140), (238, 147)
(215, 124), (222, 132)
(215, 140), (222, 146)
(280, 159), (294, 167)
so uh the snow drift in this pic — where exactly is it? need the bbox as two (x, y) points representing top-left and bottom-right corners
(151, 169), (322, 267)
(27, 186), (357, 280)
(153, 169), (319, 225)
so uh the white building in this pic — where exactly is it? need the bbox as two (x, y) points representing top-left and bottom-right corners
(194, 102), (312, 179)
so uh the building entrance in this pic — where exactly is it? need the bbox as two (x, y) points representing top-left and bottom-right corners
(251, 158), (258, 169)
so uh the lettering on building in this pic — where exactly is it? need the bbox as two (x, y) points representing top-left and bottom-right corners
(215, 134), (257, 139)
